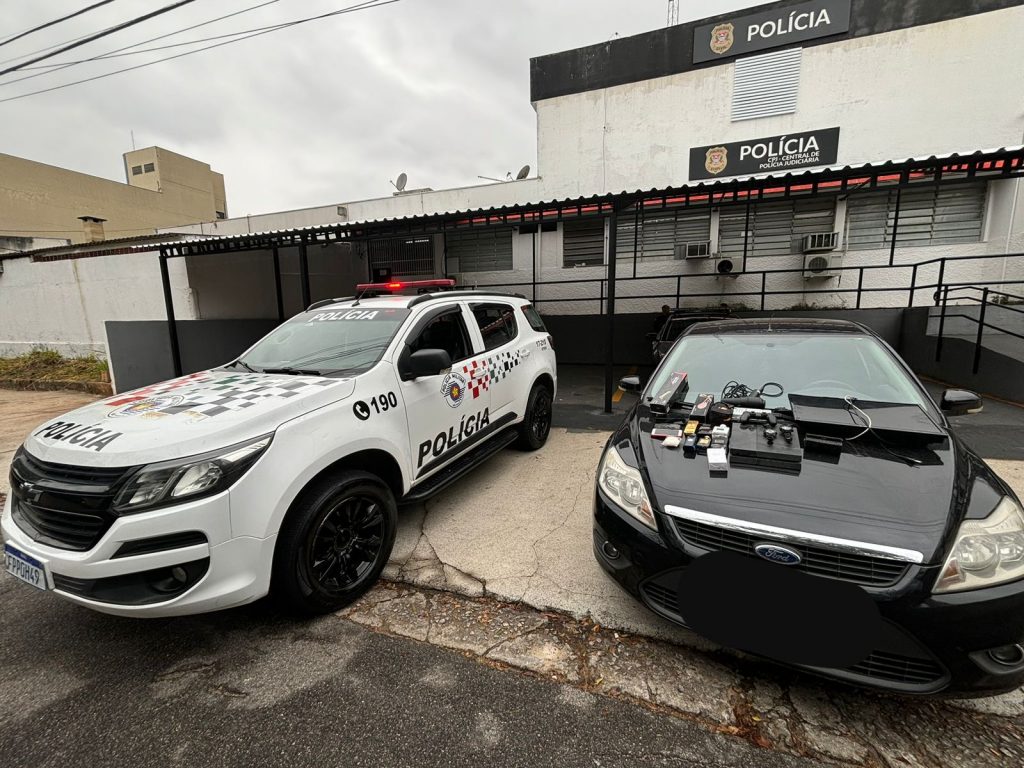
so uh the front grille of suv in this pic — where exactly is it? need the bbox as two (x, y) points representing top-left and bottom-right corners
(9, 449), (130, 552)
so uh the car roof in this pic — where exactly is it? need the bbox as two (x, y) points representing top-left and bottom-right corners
(685, 317), (874, 335)
(308, 291), (525, 313)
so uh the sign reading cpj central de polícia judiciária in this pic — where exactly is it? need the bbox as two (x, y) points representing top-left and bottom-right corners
(689, 128), (841, 181)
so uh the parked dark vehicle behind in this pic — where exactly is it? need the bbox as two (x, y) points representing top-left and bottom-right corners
(597, 318), (1024, 696)
(648, 308), (732, 363)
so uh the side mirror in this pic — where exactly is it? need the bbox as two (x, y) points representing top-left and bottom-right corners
(400, 348), (452, 381)
(941, 389), (984, 416)
(619, 375), (643, 394)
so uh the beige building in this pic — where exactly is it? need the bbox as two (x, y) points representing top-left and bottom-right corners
(0, 146), (227, 245)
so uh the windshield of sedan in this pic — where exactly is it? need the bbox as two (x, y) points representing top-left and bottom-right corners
(647, 333), (933, 412)
(234, 307), (411, 376)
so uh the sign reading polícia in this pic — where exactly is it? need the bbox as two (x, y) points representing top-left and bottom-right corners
(689, 128), (840, 181)
(693, 0), (852, 63)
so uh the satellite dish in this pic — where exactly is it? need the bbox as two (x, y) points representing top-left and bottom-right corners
(516, 165), (531, 180)
(396, 172), (408, 192)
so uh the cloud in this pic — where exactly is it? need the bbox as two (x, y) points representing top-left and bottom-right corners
(0, 0), (753, 216)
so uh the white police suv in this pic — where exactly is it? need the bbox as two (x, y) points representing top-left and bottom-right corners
(2, 281), (556, 616)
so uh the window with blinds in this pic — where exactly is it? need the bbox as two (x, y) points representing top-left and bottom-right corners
(732, 48), (802, 122)
(615, 209), (712, 261)
(367, 236), (435, 276)
(562, 219), (605, 267)
(447, 228), (514, 272)
(846, 183), (987, 250)
(719, 196), (836, 257)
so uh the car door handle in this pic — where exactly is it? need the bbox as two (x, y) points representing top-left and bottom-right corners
(521, 349), (531, 358)
(469, 367), (487, 379)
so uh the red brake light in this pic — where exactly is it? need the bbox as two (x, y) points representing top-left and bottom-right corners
(386, 282), (403, 289)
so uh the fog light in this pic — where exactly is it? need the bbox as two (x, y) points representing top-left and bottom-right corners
(602, 541), (621, 560)
(987, 644), (1024, 667)
(171, 566), (188, 583)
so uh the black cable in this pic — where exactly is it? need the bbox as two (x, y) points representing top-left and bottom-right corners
(3, 0), (283, 88)
(0, 0), (397, 104)
(0, 0), (198, 77)
(0, 1), (121, 50)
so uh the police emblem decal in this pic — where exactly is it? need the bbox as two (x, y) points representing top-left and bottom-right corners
(705, 146), (729, 175)
(441, 372), (467, 408)
(709, 23), (735, 55)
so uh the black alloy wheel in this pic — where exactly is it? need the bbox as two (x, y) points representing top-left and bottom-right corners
(517, 383), (553, 450)
(273, 470), (397, 615)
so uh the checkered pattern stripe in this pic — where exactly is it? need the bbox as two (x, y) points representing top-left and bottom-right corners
(461, 349), (524, 400)
(461, 360), (491, 400)
(106, 373), (337, 419)
(486, 348), (523, 385)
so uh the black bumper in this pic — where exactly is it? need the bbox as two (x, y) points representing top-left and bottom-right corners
(594, 488), (1024, 696)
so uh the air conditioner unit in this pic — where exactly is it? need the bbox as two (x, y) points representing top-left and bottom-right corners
(675, 240), (712, 260)
(714, 254), (743, 278)
(803, 252), (841, 279)
(802, 232), (839, 253)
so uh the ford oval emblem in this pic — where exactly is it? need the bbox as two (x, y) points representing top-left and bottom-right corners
(754, 543), (802, 566)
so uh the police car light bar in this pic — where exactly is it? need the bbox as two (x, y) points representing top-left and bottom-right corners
(355, 279), (457, 293)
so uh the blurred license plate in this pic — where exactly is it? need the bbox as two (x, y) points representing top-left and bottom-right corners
(4, 544), (48, 591)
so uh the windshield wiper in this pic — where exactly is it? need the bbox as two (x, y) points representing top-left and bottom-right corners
(262, 367), (323, 376)
(229, 360), (259, 373)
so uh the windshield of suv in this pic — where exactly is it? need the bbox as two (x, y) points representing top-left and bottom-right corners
(235, 307), (411, 376)
(648, 333), (932, 412)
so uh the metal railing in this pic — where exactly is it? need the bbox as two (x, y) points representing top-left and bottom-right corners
(465, 251), (1024, 316)
(936, 285), (1024, 374)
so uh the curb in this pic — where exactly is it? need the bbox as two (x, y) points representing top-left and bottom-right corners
(0, 379), (112, 396)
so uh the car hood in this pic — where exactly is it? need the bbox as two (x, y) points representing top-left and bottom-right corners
(634, 412), (962, 565)
(24, 370), (355, 467)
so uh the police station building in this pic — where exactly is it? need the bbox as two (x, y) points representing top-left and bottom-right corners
(160, 0), (1023, 322)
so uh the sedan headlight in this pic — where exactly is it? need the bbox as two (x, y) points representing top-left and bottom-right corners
(599, 445), (656, 530)
(114, 435), (272, 514)
(934, 497), (1024, 594)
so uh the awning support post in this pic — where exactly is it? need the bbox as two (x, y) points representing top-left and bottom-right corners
(159, 253), (183, 378)
(604, 209), (619, 414)
(272, 247), (284, 322)
(298, 239), (311, 309)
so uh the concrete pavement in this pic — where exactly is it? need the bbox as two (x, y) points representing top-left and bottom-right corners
(0, 579), (835, 768)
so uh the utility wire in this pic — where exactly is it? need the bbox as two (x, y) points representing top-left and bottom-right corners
(0, 1), (121, 50)
(0, 0), (398, 104)
(0, 0), (198, 77)
(2, 0), (283, 88)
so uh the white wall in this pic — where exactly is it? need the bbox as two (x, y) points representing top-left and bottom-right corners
(534, 8), (1024, 198)
(0, 251), (194, 358)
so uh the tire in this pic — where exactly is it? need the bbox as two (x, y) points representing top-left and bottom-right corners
(272, 470), (397, 616)
(516, 382), (553, 451)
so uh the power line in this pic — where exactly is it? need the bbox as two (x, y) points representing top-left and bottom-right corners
(2, 0), (284, 89)
(0, 0), (198, 77)
(0, 0), (399, 105)
(0, 1), (121, 50)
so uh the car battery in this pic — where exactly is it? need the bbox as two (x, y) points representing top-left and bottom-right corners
(729, 423), (802, 474)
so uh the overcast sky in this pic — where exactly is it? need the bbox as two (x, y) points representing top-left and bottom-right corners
(0, 0), (755, 216)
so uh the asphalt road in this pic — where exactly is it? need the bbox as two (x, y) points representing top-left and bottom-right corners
(0, 580), (832, 768)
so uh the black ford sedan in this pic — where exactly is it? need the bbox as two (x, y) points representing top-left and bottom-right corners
(595, 318), (1024, 696)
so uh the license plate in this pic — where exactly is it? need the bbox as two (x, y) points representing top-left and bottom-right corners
(4, 544), (48, 591)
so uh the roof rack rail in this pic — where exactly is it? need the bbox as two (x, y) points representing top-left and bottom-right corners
(408, 290), (528, 307)
(307, 297), (355, 311)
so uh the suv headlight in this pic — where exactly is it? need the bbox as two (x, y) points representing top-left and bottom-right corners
(934, 497), (1024, 594)
(114, 435), (272, 514)
(598, 446), (656, 530)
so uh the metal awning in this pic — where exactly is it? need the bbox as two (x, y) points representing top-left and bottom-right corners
(154, 146), (1024, 258)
